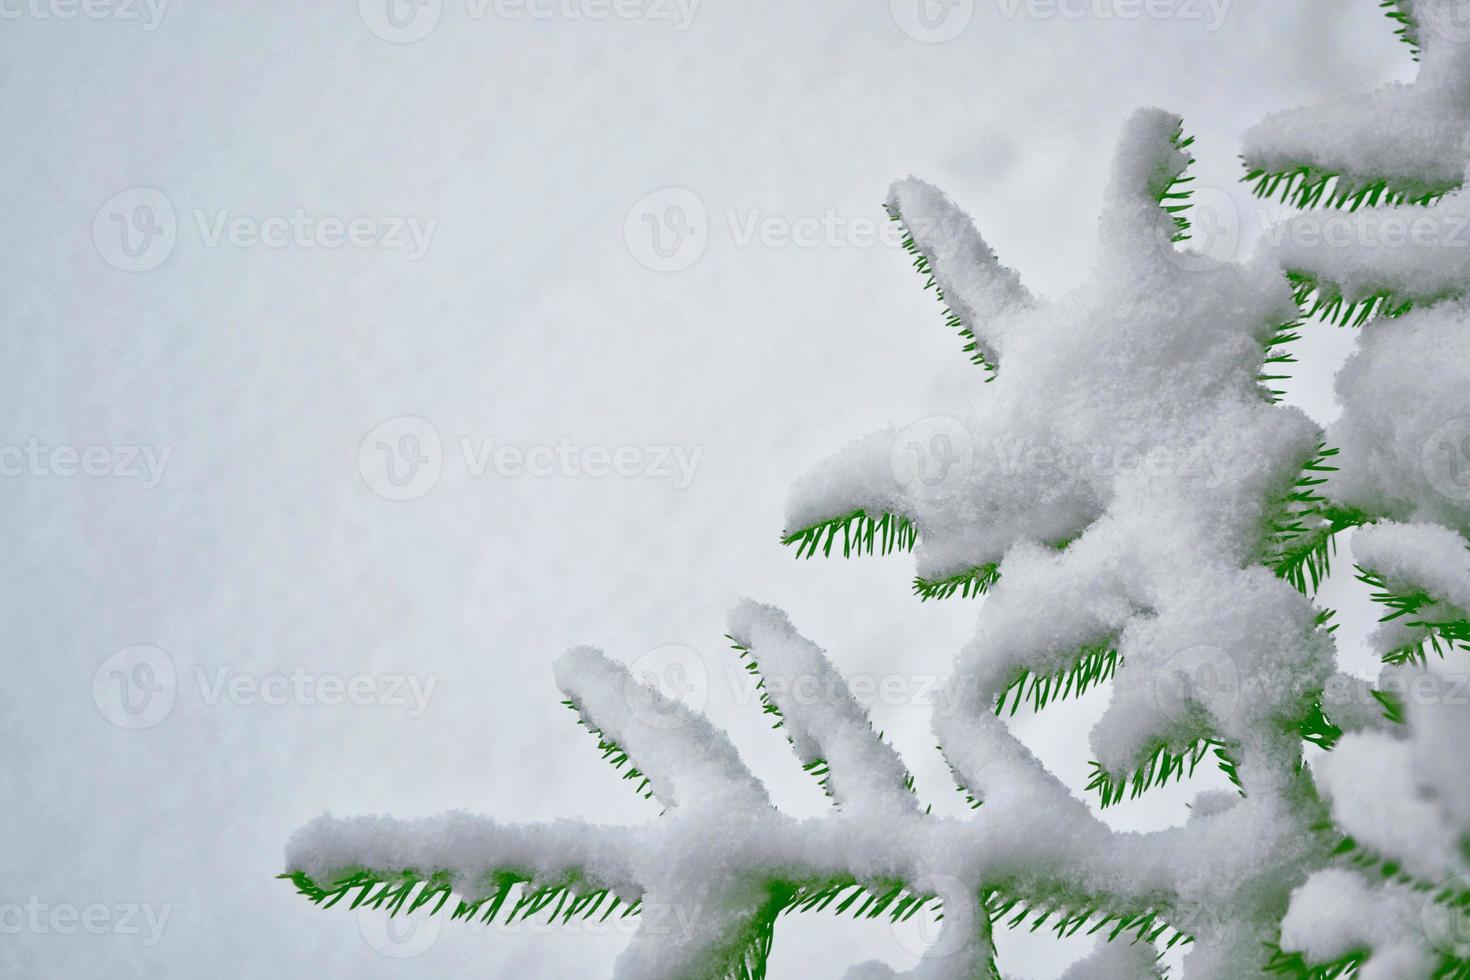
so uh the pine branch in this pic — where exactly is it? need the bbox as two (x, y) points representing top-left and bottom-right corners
(717, 883), (801, 980)
(1286, 272), (1417, 327)
(941, 745), (984, 810)
(1259, 317), (1304, 404)
(1262, 444), (1367, 593)
(775, 878), (1007, 975)
(291, 100), (1453, 978)
(1086, 738), (1241, 809)
(1326, 831), (1470, 900)
(1264, 944), (1369, 979)
(1357, 567), (1470, 665)
(885, 204), (998, 379)
(994, 643), (1120, 717)
(280, 869), (635, 928)
(1296, 613), (1346, 748)
(1380, 0), (1420, 58)
(1242, 166), (1450, 211)
(781, 509), (918, 560)
(1370, 686), (1407, 725)
(726, 635), (924, 807)
(1157, 124), (1197, 244)
(562, 698), (657, 802)
(282, 866), (1196, 980)
(1268, 947), (1470, 980)
(1300, 699), (1343, 750)
(727, 637), (790, 732)
(984, 892), (1191, 953)
(913, 563), (1000, 601)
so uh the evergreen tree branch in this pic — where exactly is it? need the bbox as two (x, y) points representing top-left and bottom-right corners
(1243, 167), (1450, 212)
(886, 203), (998, 379)
(913, 563), (1000, 600)
(1357, 566), (1470, 665)
(781, 509), (918, 560)
(1086, 738), (1241, 809)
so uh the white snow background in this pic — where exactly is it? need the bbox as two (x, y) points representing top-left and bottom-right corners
(0, 1), (1416, 976)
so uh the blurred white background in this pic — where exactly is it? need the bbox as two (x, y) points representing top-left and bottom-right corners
(1, 1), (1414, 975)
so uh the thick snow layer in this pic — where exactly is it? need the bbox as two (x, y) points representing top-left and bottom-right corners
(1267, 177), (1470, 305)
(1279, 871), (1440, 980)
(728, 599), (920, 816)
(557, 646), (771, 813)
(1312, 727), (1466, 881)
(1354, 520), (1470, 615)
(1326, 301), (1470, 535)
(886, 177), (1030, 372)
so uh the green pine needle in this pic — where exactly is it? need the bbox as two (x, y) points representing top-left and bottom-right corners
(1259, 317), (1305, 403)
(943, 747), (985, 810)
(726, 635), (923, 804)
(1264, 943), (1369, 979)
(1086, 738), (1241, 809)
(281, 868), (1203, 980)
(1299, 699), (1343, 750)
(1380, 0), (1421, 58)
(1356, 567), (1470, 665)
(280, 869), (634, 930)
(1242, 167), (1449, 211)
(782, 509), (918, 560)
(994, 643), (1120, 717)
(562, 698), (657, 803)
(1157, 124), (1198, 244)
(1262, 443), (1367, 594)
(1286, 272), (1417, 327)
(884, 204), (999, 379)
(1370, 686), (1407, 726)
(913, 564), (1000, 601)
(984, 892), (1190, 955)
